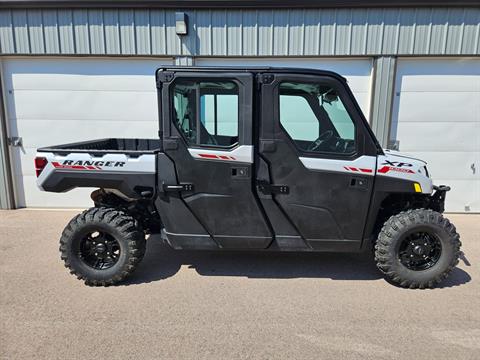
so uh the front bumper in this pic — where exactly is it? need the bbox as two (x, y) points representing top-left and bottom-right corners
(429, 185), (451, 213)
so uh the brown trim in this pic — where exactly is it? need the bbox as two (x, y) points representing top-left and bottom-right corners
(1, 0), (479, 9)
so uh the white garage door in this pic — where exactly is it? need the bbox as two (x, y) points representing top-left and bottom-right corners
(195, 58), (373, 117)
(3, 57), (172, 208)
(390, 58), (480, 212)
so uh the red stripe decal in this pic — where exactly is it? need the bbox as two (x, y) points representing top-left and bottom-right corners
(378, 166), (414, 174)
(198, 153), (218, 159)
(360, 168), (373, 173)
(198, 153), (236, 161)
(52, 161), (99, 171)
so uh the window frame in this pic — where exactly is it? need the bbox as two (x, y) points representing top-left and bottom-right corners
(170, 78), (242, 150)
(275, 77), (361, 160)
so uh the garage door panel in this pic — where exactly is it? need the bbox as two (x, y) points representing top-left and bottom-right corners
(9, 90), (158, 122)
(433, 180), (480, 213)
(396, 122), (478, 152)
(15, 119), (157, 150)
(5, 58), (172, 208)
(401, 151), (477, 181)
(21, 174), (97, 208)
(396, 59), (480, 92)
(396, 92), (479, 123)
(4, 59), (162, 91)
(392, 58), (480, 212)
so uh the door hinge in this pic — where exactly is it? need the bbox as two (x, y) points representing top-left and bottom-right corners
(162, 182), (194, 193)
(157, 71), (174, 86)
(256, 181), (289, 195)
(259, 74), (274, 84)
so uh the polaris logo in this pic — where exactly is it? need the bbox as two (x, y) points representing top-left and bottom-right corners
(62, 160), (126, 167)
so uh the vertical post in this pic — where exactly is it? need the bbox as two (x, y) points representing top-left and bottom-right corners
(0, 60), (14, 209)
(370, 56), (397, 148)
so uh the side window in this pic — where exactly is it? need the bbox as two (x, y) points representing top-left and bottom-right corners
(279, 82), (356, 155)
(173, 80), (239, 147)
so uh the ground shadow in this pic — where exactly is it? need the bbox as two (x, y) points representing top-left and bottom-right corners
(123, 236), (471, 288)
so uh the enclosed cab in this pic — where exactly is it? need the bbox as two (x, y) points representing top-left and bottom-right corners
(36, 67), (460, 288)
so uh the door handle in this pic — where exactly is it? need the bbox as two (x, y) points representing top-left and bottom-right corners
(231, 166), (249, 178)
(350, 177), (369, 190)
(471, 163), (476, 175)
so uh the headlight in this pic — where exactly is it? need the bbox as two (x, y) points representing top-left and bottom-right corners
(417, 166), (429, 178)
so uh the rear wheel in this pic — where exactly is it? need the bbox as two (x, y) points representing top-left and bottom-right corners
(375, 209), (461, 289)
(59, 207), (146, 286)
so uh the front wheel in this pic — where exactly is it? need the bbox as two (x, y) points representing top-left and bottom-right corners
(59, 207), (146, 286)
(375, 209), (461, 289)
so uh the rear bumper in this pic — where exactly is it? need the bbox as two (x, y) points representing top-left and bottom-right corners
(429, 185), (450, 213)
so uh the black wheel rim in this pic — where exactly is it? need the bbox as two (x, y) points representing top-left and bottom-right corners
(399, 231), (442, 271)
(79, 230), (120, 270)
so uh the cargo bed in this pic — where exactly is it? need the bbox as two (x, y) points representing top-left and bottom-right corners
(38, 138), (161, 155)
(36, 138), (159, 198)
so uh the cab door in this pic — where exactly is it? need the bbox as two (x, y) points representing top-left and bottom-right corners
(158, 70), (272, 249)
(257, 73), (378, 251)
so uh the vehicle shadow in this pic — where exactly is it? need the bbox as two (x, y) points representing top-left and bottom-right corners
(123, 235), (471, 288)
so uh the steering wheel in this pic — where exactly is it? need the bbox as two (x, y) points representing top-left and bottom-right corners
(307, 130), (334, 152)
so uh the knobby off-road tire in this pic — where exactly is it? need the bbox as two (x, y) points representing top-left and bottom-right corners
(375, 209), (461, 289)
(59, 207), (146, 286)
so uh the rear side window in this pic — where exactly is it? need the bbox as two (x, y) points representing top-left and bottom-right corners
(279, 81), (356, 155)
(173, 80), (239, 147)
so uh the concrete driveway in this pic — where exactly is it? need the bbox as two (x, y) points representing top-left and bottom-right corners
(0, 210), (478, 360)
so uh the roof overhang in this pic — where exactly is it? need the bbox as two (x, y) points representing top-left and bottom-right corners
(1, 0), (479, 9)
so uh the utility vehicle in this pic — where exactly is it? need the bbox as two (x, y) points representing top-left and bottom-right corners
(35, 66), (461, 288)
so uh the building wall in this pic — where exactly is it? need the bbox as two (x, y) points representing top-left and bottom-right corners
(0, 8), (479, 57)
(0, 6), (479, 208)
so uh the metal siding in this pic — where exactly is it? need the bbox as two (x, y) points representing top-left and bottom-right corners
(211, 10), (227, 56)
(371, 56), (397, 147)
(57, 9), (74, 54)
(11, 10), (29, 53)
(165, 10), (180, 56)
(73, 9), (89, 54)
(42, 10), (60, 53)
(0, 11), (15, 53)
(257, 10), (274, 56)
(88, 9), (105, 55)
(227, 10), (242, 56)
(119, 9), (135, 55)
(319, 9), (336, 55)
(149, 10), (166, 55)
(243, 10), (257, 56)
(350, 9), (368, 55)
(27, 10), (44, 53)
(335, 9), (351, 55)
(134, 10), (151, 55)
(104, 9), (120, 54)
(0, 7), (478, 56)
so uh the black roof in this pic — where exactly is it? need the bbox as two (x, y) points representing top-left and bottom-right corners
(157, 66), (348, 82)
(1, 0), (477, 9)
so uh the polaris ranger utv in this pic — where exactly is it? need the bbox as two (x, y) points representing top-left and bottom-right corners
(35, 66), (460, 288)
